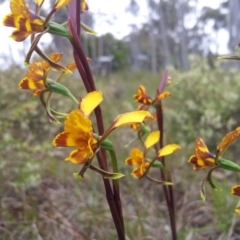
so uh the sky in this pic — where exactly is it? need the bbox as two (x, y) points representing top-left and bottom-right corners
(0, 0), (229, 67)
(89, 0), (225, 38)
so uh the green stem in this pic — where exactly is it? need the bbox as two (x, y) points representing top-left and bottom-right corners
(108, 149), (125, 234)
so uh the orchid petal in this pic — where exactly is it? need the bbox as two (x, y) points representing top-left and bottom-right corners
(158, 144), (181, 157)
(113, 111), (153, 129)
(80, 91), (103, 117)
(144, 131), (160, 149)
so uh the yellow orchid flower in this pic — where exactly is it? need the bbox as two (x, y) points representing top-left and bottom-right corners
(53, 91), (152, 165)
(125, 148), (150, 178)
(19, 52), (67, 95)
(53, 109), (98, 164)
(125, 131), (180, 178)
(133, 84), (170, 106)
(3, 0), (45, 41)
(189, 127), (240, 170)
(188, 138), (216, 170)
(3, 0), (72, 42)
(231, 185), (240, 214)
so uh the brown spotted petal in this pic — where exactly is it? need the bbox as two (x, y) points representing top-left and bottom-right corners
(194, 138), (212, 159)
(231, 185), (240, 197)
(155, 90), (171, 102)
(133, 85), (153, 105)
(42, 52), (63, 73)
(217, 128), (240, 155)
(189, 137), (216, 170)
(4, 12), (44, 33)
(188, 154), (215, 170)
(3, 0), (45, 41)
(11, 29), (31, 42)
(19, 61), (45, 95)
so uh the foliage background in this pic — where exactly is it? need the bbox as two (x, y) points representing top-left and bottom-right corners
(2, 0), (240, 239)
(1, 57), (240, 239)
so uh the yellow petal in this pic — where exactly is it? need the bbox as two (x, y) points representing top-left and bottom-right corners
(35, 0), (44, 6)
(53, 131), (80, 147)
(131, 162), (149, 178)
(66, 62), (77, 71)
(11, 0), (29, 16)
(42, 52), (63, 72)
(158, 144), (181, 157)
(64, 110), (93, 135)
(80, 91), (103, 117)
(155, 91), (171, 101)
(125, 148), (144, 166)
(65, 149), (89, 164)
(235, 207), (240, 215)
(144, 131), (160, 149)
(113, 111), (153, 128)
(81, 0), (88, 10)
(217, 129), (240, 155)
(55, 0), (72, 9)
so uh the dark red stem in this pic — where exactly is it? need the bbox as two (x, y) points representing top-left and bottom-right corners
(156, 101), (177, 240)
(67, 1), (125, 239)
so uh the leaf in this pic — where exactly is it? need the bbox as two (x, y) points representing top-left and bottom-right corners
(218, 55), (240, 61)
(73, 172), (83, 179)
(200, 187), (206, 201)
(103, 172), (125, 180)
(81, 22), (98, 35)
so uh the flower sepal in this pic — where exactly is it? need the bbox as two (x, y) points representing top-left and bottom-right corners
(141, 124), (151, 134)
(73, 172), (83, 179)
(99, 138), (114, 151)
(150, 161), (163, 169)
(218, 157), (240, 172)
(47, 81), (79, 105)
(206, 167), (222, 191)
(89, 164), (125, 179)
(81, 22), (97, 35)
(145, 175), (173, 185)
(39, 89), (61, 123)
(218, 55), (240, 61)
(48, 21), (72, 38)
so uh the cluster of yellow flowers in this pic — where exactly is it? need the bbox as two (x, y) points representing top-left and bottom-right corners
(4, 0), (240, 224)
(188, 123), (240, 213)
(3, 0), (181, 182)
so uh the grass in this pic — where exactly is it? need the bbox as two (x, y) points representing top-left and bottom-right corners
(1, 60), (240, 239)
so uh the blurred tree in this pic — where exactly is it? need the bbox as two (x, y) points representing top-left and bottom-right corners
(175, 0), (189, 70)
(199, 3), (227, 54)
(158, 0), (171, 68)
(145, 0), (190, 70)
(111, 40), (128, 71)
(126, 0), (140, 16)
(228, 0), (240, 50)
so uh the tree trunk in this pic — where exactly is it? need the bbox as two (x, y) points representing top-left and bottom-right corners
(228, 0), (240, 50)
(176, 0), (189, 70)
(159, 0), (171, 68)
(149, 29), (157, 73)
